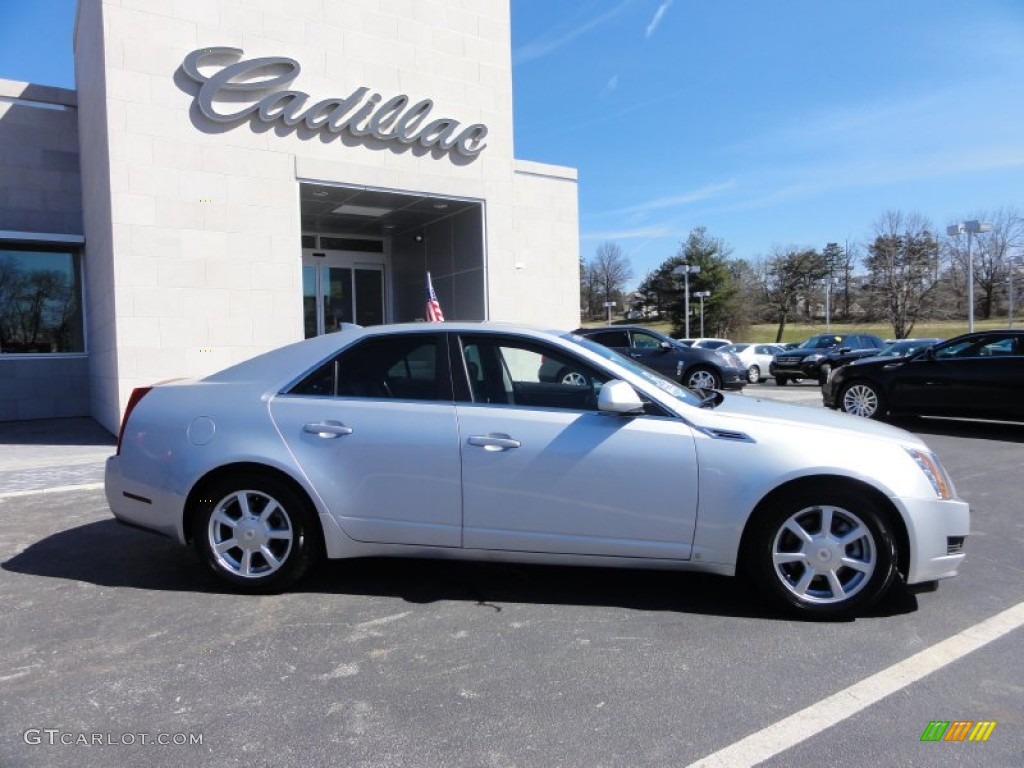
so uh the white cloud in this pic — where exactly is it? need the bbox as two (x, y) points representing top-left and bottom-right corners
(513, 1), (633, 65)
(600, 75), (620, 97)
(645, 0), (674, 39)
(604, 181), (737, 218)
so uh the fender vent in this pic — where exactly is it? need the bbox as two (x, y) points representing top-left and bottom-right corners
(702, 427), (754, 443)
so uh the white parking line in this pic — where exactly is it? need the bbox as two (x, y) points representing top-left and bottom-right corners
(0, 482), (104, 501)
(686, 601), (1024, 768)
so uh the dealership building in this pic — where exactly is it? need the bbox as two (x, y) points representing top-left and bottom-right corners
(0, 0), (580, 432)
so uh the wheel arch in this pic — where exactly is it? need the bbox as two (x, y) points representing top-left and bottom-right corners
(738, 474), (910, 578)
(183, 462), (323, 550)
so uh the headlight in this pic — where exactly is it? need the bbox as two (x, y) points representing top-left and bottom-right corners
(905, 448), (954, 499)
(805, 353), (824, 362)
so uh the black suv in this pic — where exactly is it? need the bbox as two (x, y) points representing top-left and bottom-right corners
(769, 333), (886, 385)
(570, 326), (748, 390)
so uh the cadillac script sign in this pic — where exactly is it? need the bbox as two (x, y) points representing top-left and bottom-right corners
(181, 47), (488, 158)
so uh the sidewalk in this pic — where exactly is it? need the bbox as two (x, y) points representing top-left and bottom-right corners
(0, 418), (115, 495)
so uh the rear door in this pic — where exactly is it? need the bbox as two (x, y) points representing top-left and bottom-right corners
(269, 332), (463, 547)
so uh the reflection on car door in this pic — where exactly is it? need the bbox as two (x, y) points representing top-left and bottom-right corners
(269, 333), (463, 547)
(890, 334), (1024, 417)
(455, 334), (699, 559)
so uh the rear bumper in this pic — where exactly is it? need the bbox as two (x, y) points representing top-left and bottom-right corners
(105, 456), (187, 545)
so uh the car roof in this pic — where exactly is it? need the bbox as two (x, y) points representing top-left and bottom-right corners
(204, 322), (576, 384)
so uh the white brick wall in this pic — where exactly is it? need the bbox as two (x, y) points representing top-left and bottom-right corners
(74, 0), (578, 426)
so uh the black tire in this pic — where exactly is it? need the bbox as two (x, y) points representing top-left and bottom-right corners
(817, 363), (832, 386)
(838, 380), (886, 419)
(746, 486), (897, 619)
(774, 375), (788, 386)
(192, 473), (322, 592)
(684, 366), (721, 390)
(747, 365), (761, 384)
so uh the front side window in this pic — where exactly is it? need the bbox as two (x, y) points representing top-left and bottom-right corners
(631, 331), (664, 350)
(288, 334), (448, 401)
(460, 335), (607, 410)
(0, 247), (84, 354)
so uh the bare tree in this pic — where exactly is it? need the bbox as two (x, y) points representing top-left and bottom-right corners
(947, 207), (1024, 319)
(864, 211), (939, 339)
(588, 241), (634, 318)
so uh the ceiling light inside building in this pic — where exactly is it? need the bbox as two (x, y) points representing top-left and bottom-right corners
(331, 203), (393, 217)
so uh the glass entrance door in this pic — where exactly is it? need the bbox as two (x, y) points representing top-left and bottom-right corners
(302, 250), (386, 337)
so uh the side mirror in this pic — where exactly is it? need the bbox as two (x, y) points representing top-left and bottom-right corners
(837, 346), (851, 354)
(598, 379), (645, 415)
(660, 341), (672, 351)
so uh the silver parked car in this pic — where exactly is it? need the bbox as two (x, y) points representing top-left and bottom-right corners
(722, 343), (785, 383)
(106, 323), (968, 619)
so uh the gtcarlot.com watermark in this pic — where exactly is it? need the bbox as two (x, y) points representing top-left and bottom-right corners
(23, 729), (203, 747)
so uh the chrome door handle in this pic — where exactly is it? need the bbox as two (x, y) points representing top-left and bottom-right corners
(303, 421), (354, 438)
(468, 434), (521, 451)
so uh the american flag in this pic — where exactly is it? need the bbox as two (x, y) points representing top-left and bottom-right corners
(426, 271), (445, 322)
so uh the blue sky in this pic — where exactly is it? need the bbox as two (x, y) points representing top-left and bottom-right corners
(3, 1), (1023, 288)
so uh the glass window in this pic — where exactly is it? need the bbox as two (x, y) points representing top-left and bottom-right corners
(288, 334), (447, 401)
(460, 336), (607, 410)
(589, 330), (630, 348)
(0, 247), (84, 354)
(631, 331), (664, 350)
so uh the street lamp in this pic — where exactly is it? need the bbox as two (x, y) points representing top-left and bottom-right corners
(671, 264), (701, 337)
(947, 220), (993, 332)
(692, 290), (711, 337)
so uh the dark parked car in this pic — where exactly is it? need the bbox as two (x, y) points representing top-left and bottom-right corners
(571, 326), (747, 390)
(770, 333), (886, 385)
(823, 330), (1024, 420)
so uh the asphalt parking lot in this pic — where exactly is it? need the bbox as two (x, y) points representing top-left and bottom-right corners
(1, 393), (1022, 768)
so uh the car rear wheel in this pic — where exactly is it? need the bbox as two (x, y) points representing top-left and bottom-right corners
(748, 488), (897, 619)
(685, 366), (721, 390)
(840, 381), (885, 419)
(747, 365), (761, 383)
(774, 375), (788, 386)
(193, 474), (321, 592)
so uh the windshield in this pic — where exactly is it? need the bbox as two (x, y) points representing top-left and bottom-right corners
(798, 335), (844, 350)
(563, 333), (703, 407)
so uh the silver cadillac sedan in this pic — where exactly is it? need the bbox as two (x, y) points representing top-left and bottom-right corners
(106, 323), (968, 619)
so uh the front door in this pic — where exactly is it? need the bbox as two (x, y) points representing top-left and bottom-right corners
(302, 248), (386, 337)
(455, 333), (700, 559)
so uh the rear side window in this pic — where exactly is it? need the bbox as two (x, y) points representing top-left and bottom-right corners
(288, 334), (449, 401)
(589, 330), (630, 347)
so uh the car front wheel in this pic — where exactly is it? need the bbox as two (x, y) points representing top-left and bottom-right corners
(774, 375), (788, 386)
(840, 381), (885, 419)
(748, 488), (897, 619)
(747, 365), (761, 383)
(193, 474), (321, 592)
(685, 366), (721, 390)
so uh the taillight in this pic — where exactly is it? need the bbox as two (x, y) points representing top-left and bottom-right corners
(116, 387), (152, 455)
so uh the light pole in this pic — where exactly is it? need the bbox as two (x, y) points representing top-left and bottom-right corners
(948, 220), (993, 332)
(671, 264), (701, 337)
(692, 290), (710, 337)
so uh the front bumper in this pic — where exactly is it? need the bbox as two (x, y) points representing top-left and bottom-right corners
(900, 495), (970, 584)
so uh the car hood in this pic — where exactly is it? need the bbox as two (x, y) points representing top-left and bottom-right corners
(691, 391), (925, 447)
